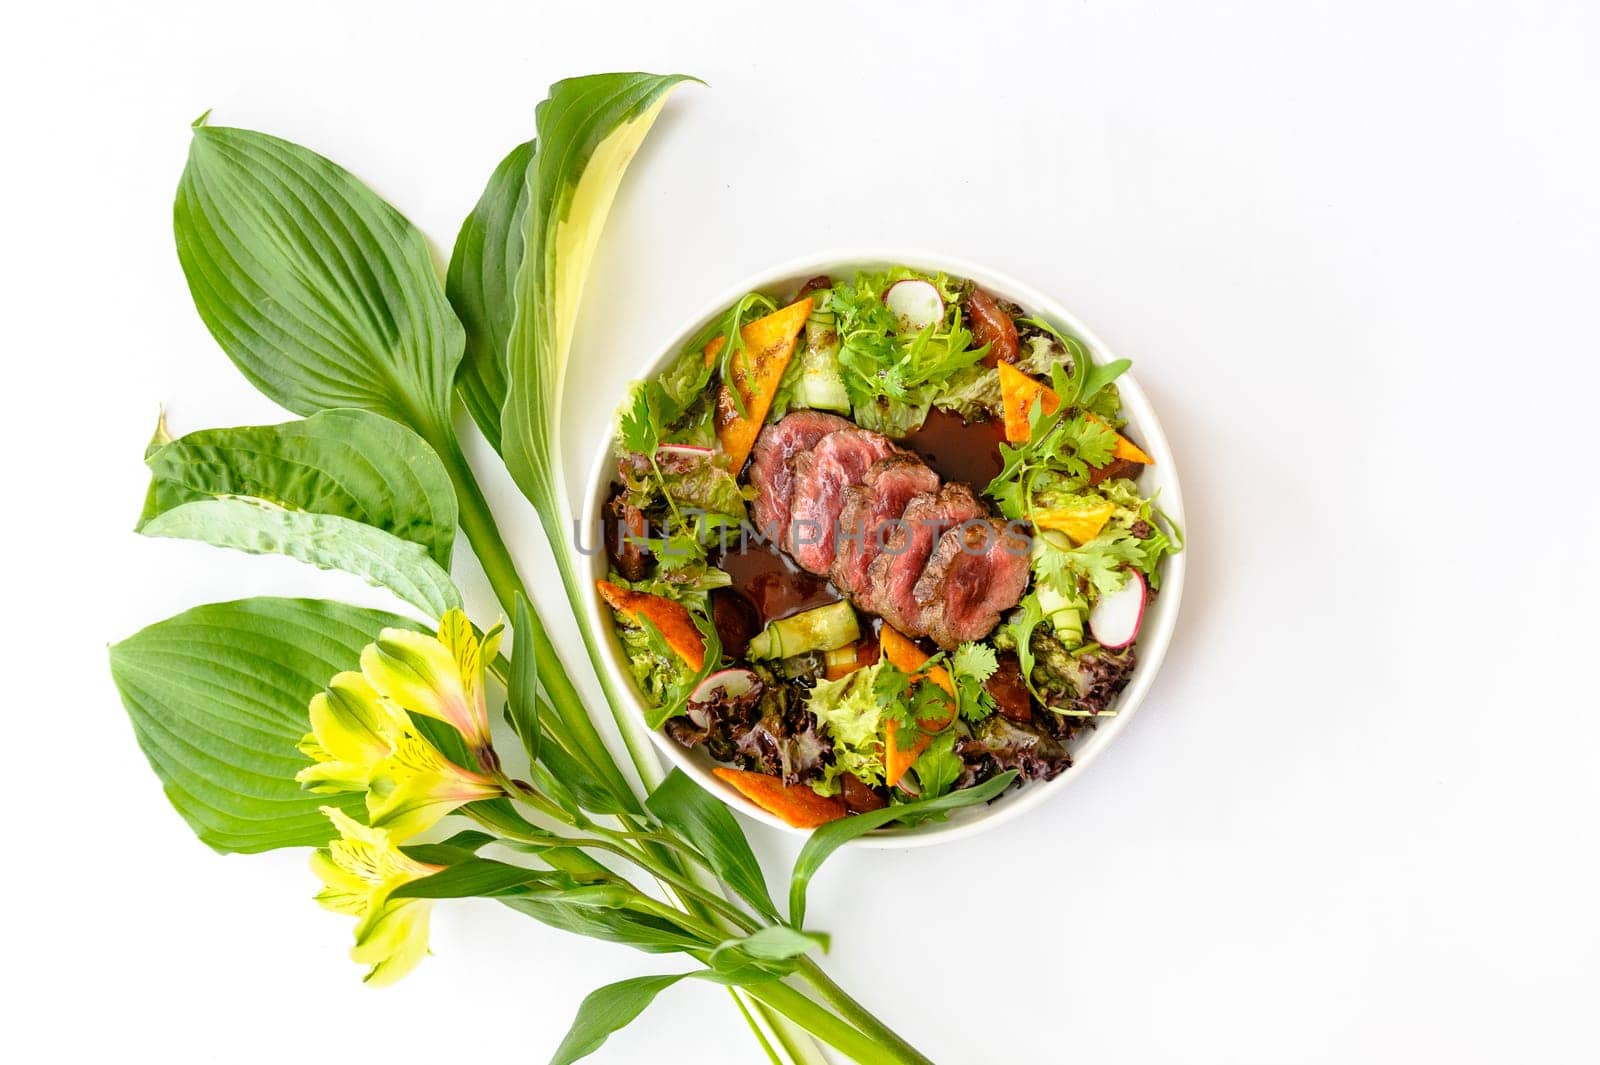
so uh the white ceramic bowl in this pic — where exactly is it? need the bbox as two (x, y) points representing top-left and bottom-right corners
(581, 250), (1186, 848)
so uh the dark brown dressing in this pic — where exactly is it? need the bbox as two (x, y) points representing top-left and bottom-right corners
(901, 408), (1007, 487)
(712, 536), (838, 628)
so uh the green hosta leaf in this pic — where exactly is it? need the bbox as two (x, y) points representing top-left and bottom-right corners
(646, 769), (778, 920)
(174, 121), (462, 441)
(137, 409), (461, 615)
(109, 598), (423, 853)
(447, 139), (535, 451)
(140, 409), (458, 567)
(787, 771), (1019, 927)
(140, 498), (460, 617)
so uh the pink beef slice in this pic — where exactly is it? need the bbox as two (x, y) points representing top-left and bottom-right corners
(786, 429), (900, 574)
(863, 484), (984, 634)
(912, 518), (1033, 648)
(747, 411), (854, 544)
(830, 456), (941, 599)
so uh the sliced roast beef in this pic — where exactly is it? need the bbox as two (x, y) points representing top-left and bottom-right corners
(912, 518), (1031, 648)
(862, 484), (984, 633)
(786, 429), (899, 573)
(830, 456), (940, 598)
(747, 411), (853, 541)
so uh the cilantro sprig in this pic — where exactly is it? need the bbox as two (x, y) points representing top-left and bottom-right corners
(986, 363), (1122, 521)
(950, 642), (998, 723)
(827, 270), (988, 435)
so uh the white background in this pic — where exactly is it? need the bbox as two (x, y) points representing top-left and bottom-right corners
(6, 1), (1597, 1062)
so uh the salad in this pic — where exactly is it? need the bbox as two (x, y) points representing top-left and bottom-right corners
(596, 267), (1181, 828)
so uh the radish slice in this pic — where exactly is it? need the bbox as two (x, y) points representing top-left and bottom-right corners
(1088, 570), (1147, 650)
(883, 279), (944, 333)
(656, 443), (713, 462)
(690, 668), (759, 706)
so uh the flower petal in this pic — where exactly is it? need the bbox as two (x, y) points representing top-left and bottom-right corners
(365, 731), (501, 840)
(297, 673), (408, 794)
(361, 626), (484, 748)
(352, 895), (433, 987)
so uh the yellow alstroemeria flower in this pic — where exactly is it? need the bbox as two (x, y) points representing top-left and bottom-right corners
(296, 672), (409, 794)
(365, 727), (502, 840)
(311, 807), (443, 986)
(360, 610), (503, 758)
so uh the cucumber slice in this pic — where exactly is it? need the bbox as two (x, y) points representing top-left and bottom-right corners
(792, 307), (850, 412)
(747, 600), (860, 659)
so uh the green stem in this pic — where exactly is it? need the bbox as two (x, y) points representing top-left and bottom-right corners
(435, 428), (873, 1064)
(740, 982), (907, 1065)
(429, 429), (525, 619)
(730, 990), (784, 1065)
(429, 430), (640, 812)
(797, 959), (935, 1065)
(540, 505), (667, 790)
(585, 834), (760, 934)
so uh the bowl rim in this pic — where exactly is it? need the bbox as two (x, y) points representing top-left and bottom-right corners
(579, 248), (1186, 849)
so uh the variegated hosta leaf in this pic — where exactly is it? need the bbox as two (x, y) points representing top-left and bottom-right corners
(501, 72), (694, 525)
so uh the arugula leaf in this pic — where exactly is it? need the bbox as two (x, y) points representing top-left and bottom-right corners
(788, 772), (1018, 927)
(1079, 357), (1132, 409)
(447, 139), (535, 451)
(109, 598), (423, 853)
(684, 291), (780, 421)
(1002, 593), (1048, 701)
(985, 398), (1120, 521)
